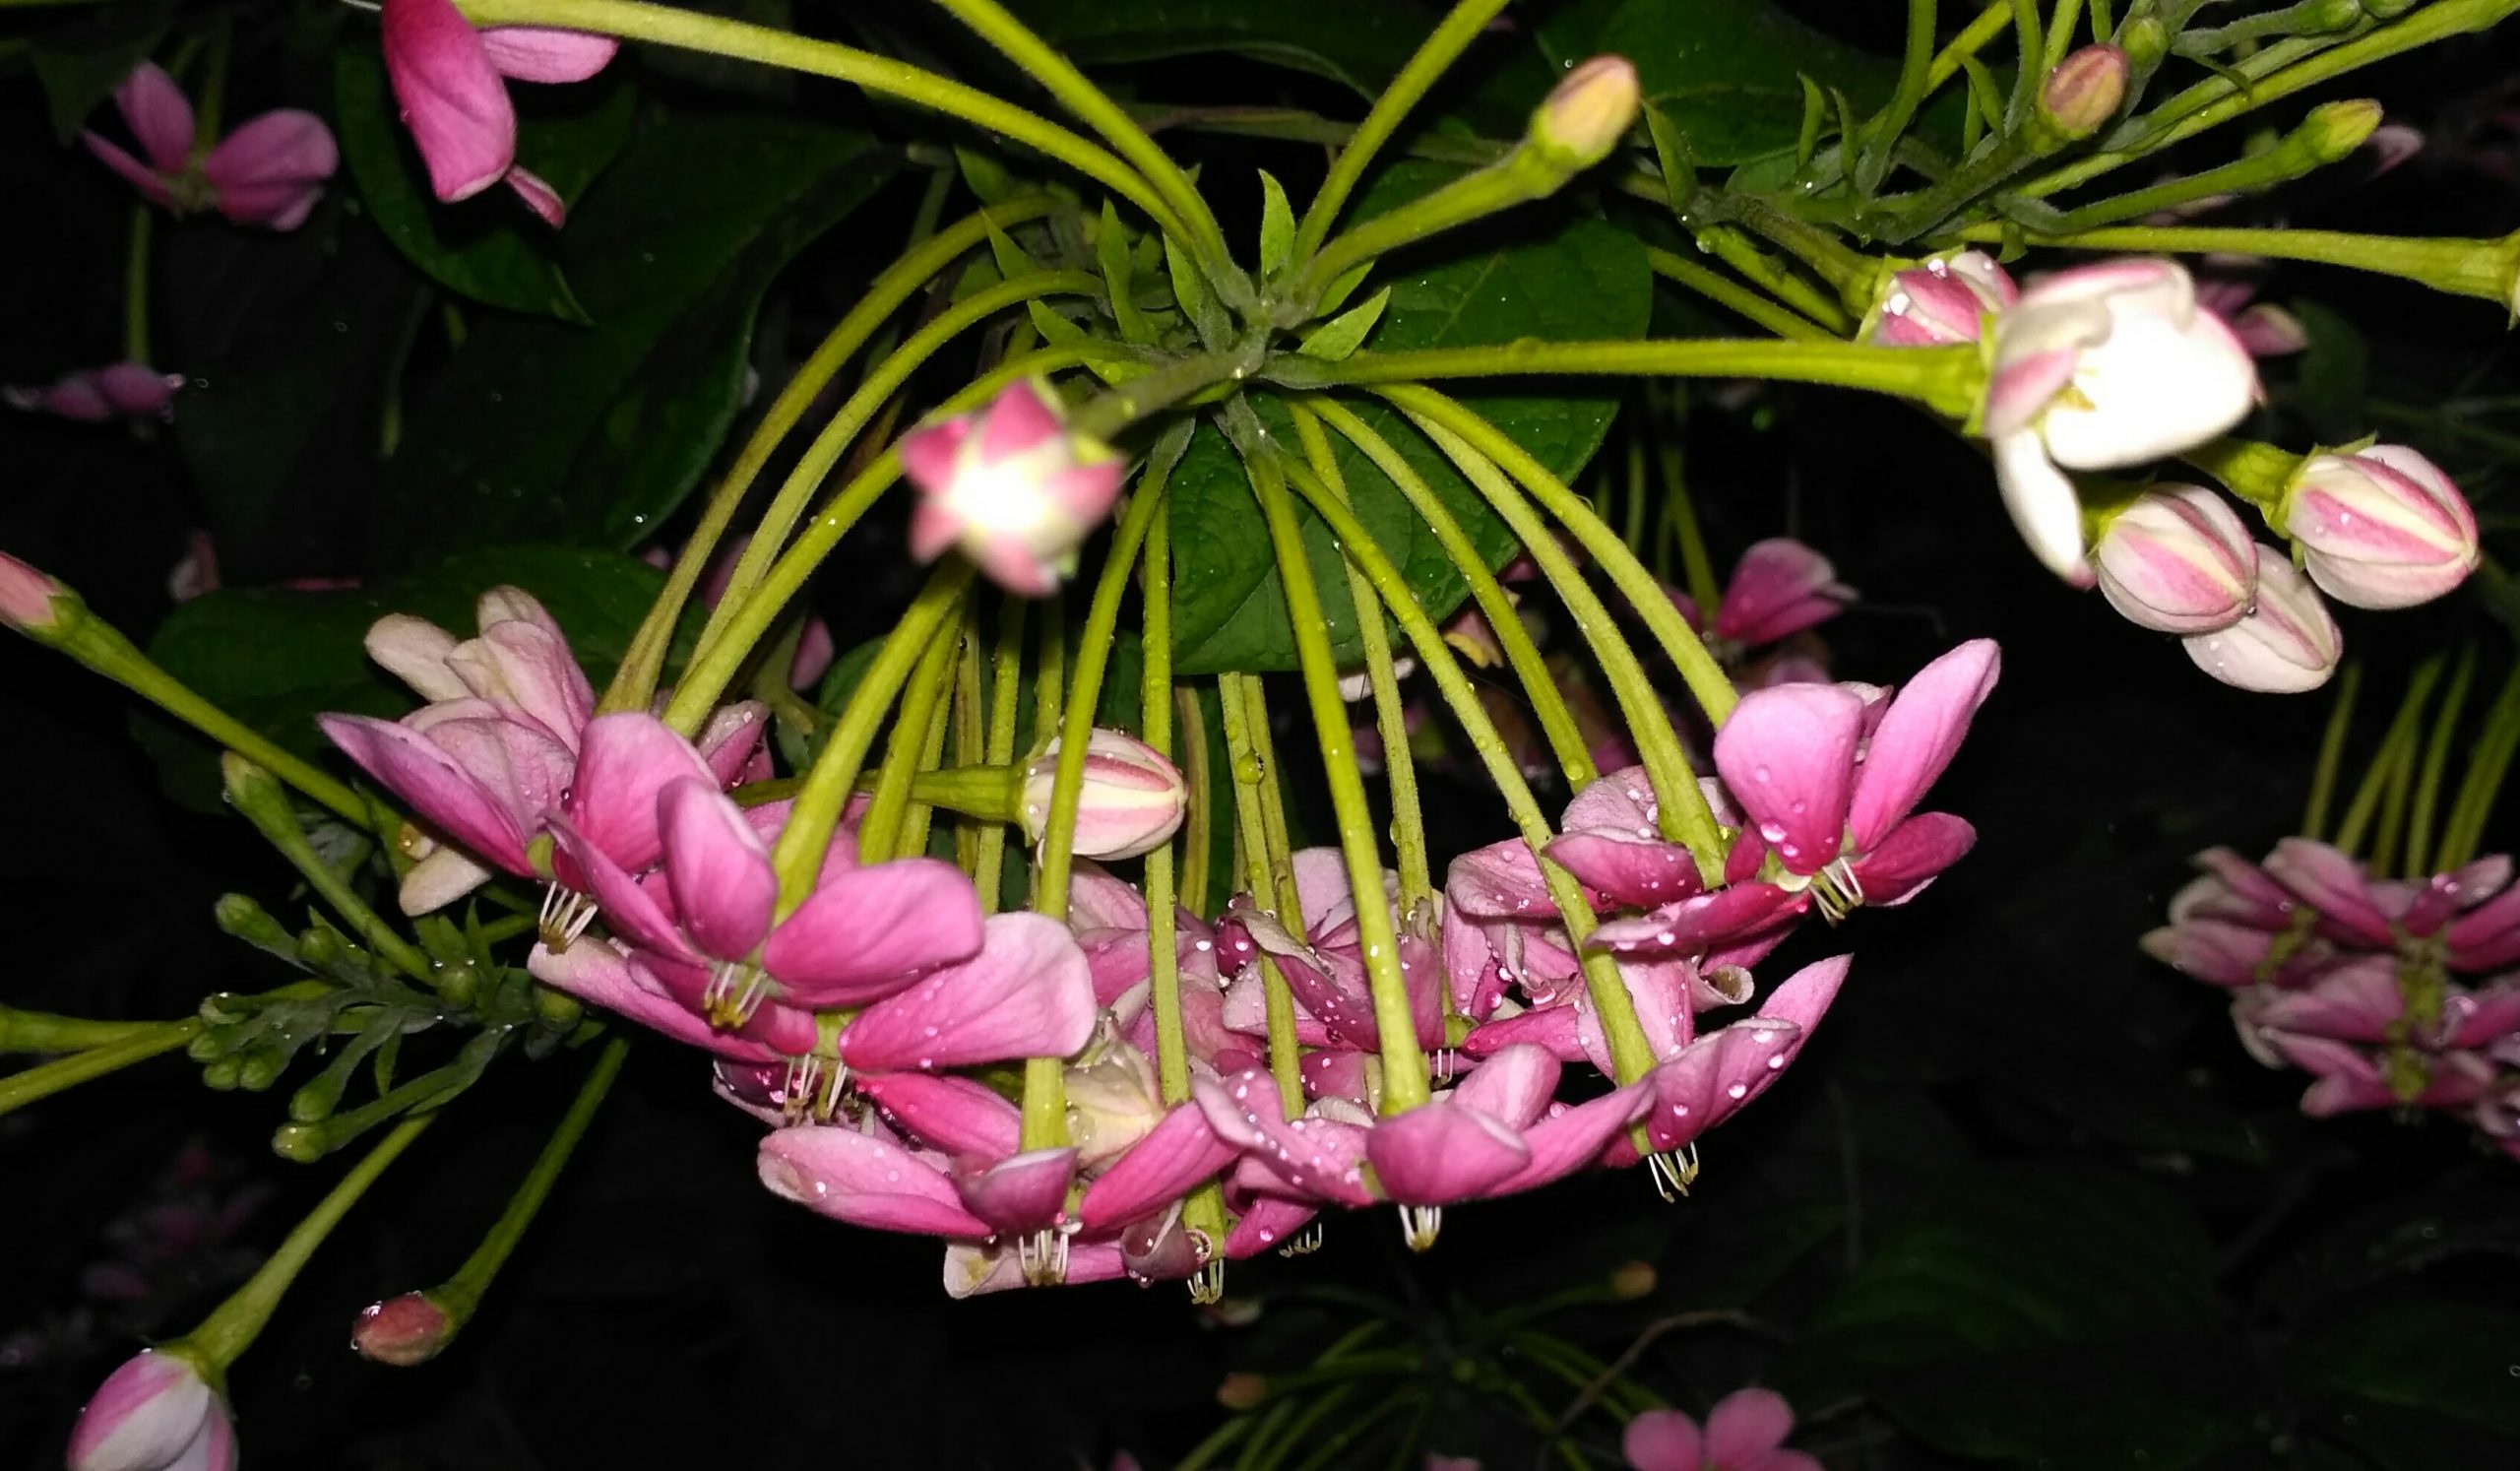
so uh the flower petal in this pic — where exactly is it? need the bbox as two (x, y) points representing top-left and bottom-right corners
(1643, 1017), (1803, 1151)
(316, 714), (531, 872)
(201, 110), (338, 228)
(112, 63), (197, 175)
(955, 1146), (1076, 1232)
(1447, 1043), (1561, 1128)
(1077, 1102), (1238, 1230)
(1850, 811), (1977, 906)
(2263, 837), (2394, 946)
(82, 132), (175, 209)
(1495, 1082), (1651, 1193)
(1717, 539), (1851, 646)
(475, 27), (620, 82)
(1705, 1386), (1798, 1464)
(758, 1125), (990, 1236)
(762, 857), (985, 1005)
(1621, 1409), (1706, 1471)
(1366, 1104), (1531, 1204)
(840, 912), (1095, 1071)
(1544, 831), (1703, 909)
(527, 939), (771, 1060)
(382, 0), (517, 203)
(561, 711), (714, 873)
(659, 779), (776, 961)
(1847, 639), (2000, 853)
(1193, 1070), (1376, 1206)
(1991, 429), (2095, 583)
(857, 1071), (1022, 1157)
(1714, 683), (1865, 874)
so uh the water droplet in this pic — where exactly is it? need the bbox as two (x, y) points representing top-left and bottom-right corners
(1726, 1082), (1748, 1099)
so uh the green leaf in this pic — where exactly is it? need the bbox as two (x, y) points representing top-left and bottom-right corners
(1257, 169), (1295, 279)
(140, 545), (686, 812)
(1784, 1163), (2246, 1471)
(28, 0), (171, 141)
(1005, 0), (1426, 96)
(334, 42), (636, 324)
(369, 119), (895, 569)
(1597, 0), (1899, 165)
(1294, 286), (1390, 360)
(1167, 162), (1650, 673)
(2293, 298), (2371, 444)
(2296, 1299), (2520, 1440)
(1097, 199), (1156, 344)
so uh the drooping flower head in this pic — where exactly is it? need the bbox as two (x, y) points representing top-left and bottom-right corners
(380, 0), (618, 224)
(83, 63), (337, 229)
(900, 378), (1126, 596)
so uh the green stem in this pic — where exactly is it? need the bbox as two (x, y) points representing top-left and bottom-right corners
(1069, 344), (1268, 442)
(2181, 436), (2302, 512)
(1277, 340), (1984, 419)
(1949, 224), (2519, 313)
(928, 0), (1244, 312)
(1289, 0), (1513, 266)
(189, 16), (229, 163)
(2006, 0), (2046, 129)
(2439, 661), (2520, 872)
(770, 562), (976, 914)
(1857, 0), (1938, 192)
(1926, 0), (2016, 90)
(1139, 462), (1190, 1107)
(1176, 686), (1217, 915)
(1692, 227), (1855, 334)
(1290, 407), (1431, 912)
(2334, 660), (2440, 859)
(2051, 101), (2378, 232)
(221, 755), (438, 986)
(2406, 648), (2476, 881)
(1646, 247), (1833, 342)
(0, 1022), (198, 1119)
(461, 0), (1194, 243)
(432, 1035), (626, 1323)
(123, 205), (152, 362)
(0, 1005), (171, 1054)
(1301, 397), (1597, 788)
(1287, 141), (1592, 319)
(1228, 409), (1431, 1112)
(2042, 0), (2084, 68)
(176, 1114), (434, 1373)
(973, 597), (1030, 914)
(606, 196), (1055, 714)
(896, 645), (960, 861)
(857, 597), (971, 864)
(2300, 662), (2362, 843)
(1218, 672), (1307, 1115)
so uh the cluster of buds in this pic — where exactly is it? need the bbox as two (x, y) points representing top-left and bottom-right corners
(2146, 841), (2520, 1154)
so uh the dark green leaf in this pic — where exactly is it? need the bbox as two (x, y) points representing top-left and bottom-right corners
(1596, 0), (1898, 165)
(28, 0), (172, 141)
(369, 119), (895, 569)
(140, 545), (684, 812)
(1168, 162), (1649, 673)
(2293, 298), (2371, 444)
(334, 42), (636, 323)
(1006, 0), (1428, 96)
(2296, 1299), (2520, 1439)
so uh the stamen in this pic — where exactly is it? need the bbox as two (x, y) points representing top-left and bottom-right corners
(781, 1056), (822, 1126)
(1276, 1221), (1324, 1257)
(1188, 1260), (1226, 1306)
(1646, 1143), (1702, 1202)
(1810, 857), (1864, 925)
(1016, 1227), (1073, 1287)
(537, 885), (600, 951)
(703, 961), (773, 1030)
(1397, 1204), (1442, 1252)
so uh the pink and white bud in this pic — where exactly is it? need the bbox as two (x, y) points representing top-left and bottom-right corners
(5, 362), (186, 422)
(2037, 45), (2128, 141)
(1022, 729), (1188, 861)
(1, 549), (67, 633)
(2184, 546), (2342, 693)
(351, 1292), (455, 1366)
(2282, 445), (2479, 609)
(1867, 251), (2018, 347)
(67, 1350), (233, 1471)
(1530, 56), (1640, 170)
(2091, 483), (2257, 633)
(1985, 259), (2260, 581)
(901, 378), (1125, 598)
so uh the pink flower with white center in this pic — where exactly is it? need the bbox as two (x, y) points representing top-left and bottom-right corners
(67, 1349), (233, 1471)
(1622, 1388), (1820, 1471)
(1021, 729), (1187, 861)
(2281, 444), (2480, 609)
(900, 378), (1125, 596)
(2182, 546), (2341, 693)
(1984, 259), (2260, 582)
(83, 63), (336, 229)
(380, 0), (618, 225)
(1865, 251), (2017, 347)
(1706, 640), (1999, 923)
(2090, 483), (2257, 634)
(6, 363), (186, 422)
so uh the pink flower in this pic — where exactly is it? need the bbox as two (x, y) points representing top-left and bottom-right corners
(2090, 483), (2257, 634)
(1865, 251), (2017, 347)
(1709, 540), (1855, 649)
(1623, 1388), (1819, 1471)
(67, 1349), (234, 1471)
(83, 63), (336, 229)
(6, 363), (186, 422)
(901, 378), (1126, 596)
(2281, 444), (2479, 610)
(1219, 849), (1441, 1057)
(2194, 278), (2309, 357)
(0, 549), (66, 633)
(1021, 729), (1188, 861)
(2182, 546), (2340, 693)
(1360, 1044), (1653, 1244)
(1984, 259), (2260, 582)
(380, 0), (617, 225)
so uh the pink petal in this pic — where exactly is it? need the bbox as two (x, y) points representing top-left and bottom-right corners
(317, 714), (531, 872)
(857, 1071), (1022, 1157)
(1562, 765), (1664, 837)
(758, 1125), (991, 1237)
(1850, 812), (1977, 906)
(94, 363), (186, 417)
(1077, 1102), (1238, 1229)
(697, 700), (771, 786)
(1981, 345), (2080, 441)
(1757, 955), (1850, 1035)
(476, 27), (620, 82)
(763, 857), (985, 1006)
(1717, 539), (1851, 646)
(201, 110), (338, 228)
(1591, 884), (1803, 957)
(562, 712), (714, 873)
(658, 779), (776, 960)
(2439, 979), (2520, 1050)
(1846, 640), (2000, 853)
(469, 620), (595, 747)
(1705, 1387), (1797, 1463)
(955, 1146), (1076, 1232)
(1622, 1409), (1707, 1471)
(1461, 1003), (1586, 1061)
(67, 1350), (214, 1471)
(1714, 683), (1865, 874)
(2263, 837), (2394, 946)
(899, 416), (972, 494)
(381, 0), (517, 203)
(1544, 831), (1703, 909)
(2254, 956), (2403, 1042)
(840, 911), (1096, 1071)
(542, 811), (694, 959)
(1643, 1018), (1803, 1151)
(1226, 1195), (1320, 1257)
(82, 132), (176, 209)
(1446, 838), (1550, 919)
(423, 715), (572, 830)
(1366, 1104), (1531, 1204)
(2449, 881), (2520, 971)
(113, 62), (196, 175)
(907, 500), (962, 564)
(1447, 1043), (1561, 1127)
(505, 164), (566, 226)
(1494, 1082), (1650, 1193)
(527, 939), (772, 1060)
(1193, 1070), (1375, 1205)
(978, 377), (1064, 462)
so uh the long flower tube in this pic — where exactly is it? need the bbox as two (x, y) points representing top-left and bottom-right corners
(1217, 669), (1312, 1114)
(1946, 223), (2520, 316)
(1272, 340), (1988, 420)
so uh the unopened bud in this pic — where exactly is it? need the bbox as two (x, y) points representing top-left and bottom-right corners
(188, 1026), (240, 1062)
(297, 927), (351, 972)
(202, 1057), (243, 1091)
(2091, 484), (2257, 634)
(0, 549), (69, 636)
(352, 1292), (455, 1366)
(2296, 99), (2382, 164)
(2037, 46), (2128, 142)
(214, 894), (290, 949)
(2362, 0), (2420, 18)
(2183, 546), (2342, 694)
(2116, 16), (2169, 70)
(237, 1047), (286, 1092)
(1022, 729), (1188, 861)
(271, 1122), (327, 1163)
(2282, 444), (2480, 609)
(533, 986), (583, 1027)
(1608, 1260), (1658, 1299)
(435, 961), (481, 1009)
(1866, 251), (2018, 347)
(1217, 1372), (1269, 1410)
(1530, 56), (1641, 171)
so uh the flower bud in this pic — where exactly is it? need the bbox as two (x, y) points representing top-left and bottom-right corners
(1529, 56), (1640, 171)
(2297, 99), (2382, 165)
(900, 378), (1125, 598)
(2036, 45), (2128, 143)
(0, 549), (68, 634)
(67, 1349), (233, 1471)
(1608, 1260), (1658, 1299)
(1867, 251), (2018, 347)
(2282, 445), (2479, 609)
(1022, 729), (1187, 861)
(352, 1292), (455, 1366)
(2092, 484), (2257, 633)
(2116, 16), (2169, 70)
(1217, 1372), (1269, 1411)
(2184, 546), (2342, 693)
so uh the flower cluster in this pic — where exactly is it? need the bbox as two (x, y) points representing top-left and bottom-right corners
(2145, 840), (2520, 1157)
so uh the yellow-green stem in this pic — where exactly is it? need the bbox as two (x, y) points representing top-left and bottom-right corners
(1646, 247), (1834, 343)
(2334, 660), (2441, 859)
(858, 596), (972, 864)
(2301, 663), (2362, 843)
(1140, 472), (1191, 1107)
(1218, 672), (1307, 1115)
(1280, 340), (1984, 418)
(2406, 648), (2476, 881)
(431, 1036), (627, 1323)
(1946, 224), (2518, 314)
(973, 597), (1031, 913)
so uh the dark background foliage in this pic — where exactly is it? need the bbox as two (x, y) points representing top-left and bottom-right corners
(6, 1), (2520, 1467)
